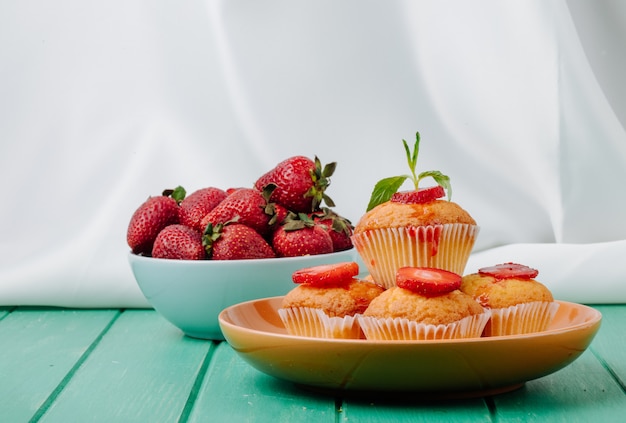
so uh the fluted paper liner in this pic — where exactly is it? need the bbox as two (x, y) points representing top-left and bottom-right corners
(352, 224), (479, 289)
(484, 301), (560, 337)
(278, 307), (363, 339)
(358, 310), (491, 341)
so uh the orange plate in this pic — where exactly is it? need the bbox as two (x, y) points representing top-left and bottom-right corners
(219, 298), (601, 397)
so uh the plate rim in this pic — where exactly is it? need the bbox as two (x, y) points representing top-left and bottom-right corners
(218, 296), (602, 346)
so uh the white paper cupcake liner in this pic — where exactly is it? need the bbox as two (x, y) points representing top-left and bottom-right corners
(352, 224), (479, 289)
(277, 307), (363, 339)
(485, 301), (560, 337)
(358, 310), (491, 341)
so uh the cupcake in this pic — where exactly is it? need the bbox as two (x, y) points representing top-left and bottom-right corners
(352, 132), (479, 288)
(460, 262), (559, 336)
(278, 262), (385, 339)
(359, 267), (490, 340)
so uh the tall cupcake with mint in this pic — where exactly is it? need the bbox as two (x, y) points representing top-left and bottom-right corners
(351, 132), (479, 289)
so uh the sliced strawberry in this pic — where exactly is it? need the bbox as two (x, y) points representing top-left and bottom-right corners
(292, 262), (359, 287)
(391, 186), (445, 204)
(478, 263), (539, 280)
(396, 267), (461, 296)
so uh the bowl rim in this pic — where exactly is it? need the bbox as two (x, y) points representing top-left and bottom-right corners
(127, 247), (357, 265)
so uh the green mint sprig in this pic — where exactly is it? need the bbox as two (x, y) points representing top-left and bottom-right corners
(365, 132), (452, 211)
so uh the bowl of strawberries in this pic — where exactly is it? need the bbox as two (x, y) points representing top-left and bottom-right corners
(127, 155), (359, 340)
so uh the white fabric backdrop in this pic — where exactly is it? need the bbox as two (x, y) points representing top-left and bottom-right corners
(1, 0), (625, 307)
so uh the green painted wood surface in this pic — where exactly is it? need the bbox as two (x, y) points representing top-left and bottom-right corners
(0, 308), (119, 423)
(492, 350), (626, 421)
(589, 305), (626, 388)
(0, 306), (14, 320)
(340, 397), (492, 422)
(35, 310), (213, 423)
(0, 305), (623, 422)
(188, 342), (337, 423)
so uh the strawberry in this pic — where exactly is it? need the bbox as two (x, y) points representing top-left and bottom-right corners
(292, 262), (359, 287)
(366, 132), (452, 211)
(203, 223), (276, 260)
(390, 186), (445, 204)
(178, 187), (227, 231)
(226, 187), (245, 195)
(271, 213), (334, 257)
(127, 187), (185, 255)
(152, 224), (205, 260)
(396, 267), (461, 296)
(199, 187), (277, 237)
(268, 202), (289, 227)
(478, 263), (539, 280)
(254, 155), (336, 213)
(311, 208), (354, 251)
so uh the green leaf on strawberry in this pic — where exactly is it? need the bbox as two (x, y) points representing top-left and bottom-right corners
(366, 132), (452, 211)
(162, 186), (187, 204)
(307, 156), (336, 209)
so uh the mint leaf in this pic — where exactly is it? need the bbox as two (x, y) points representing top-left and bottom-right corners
(403, 133), (420, 189)
(418, 170), (452, 200)
(366, 175), (408, 211)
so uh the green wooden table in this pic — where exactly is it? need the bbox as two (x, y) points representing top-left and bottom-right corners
(1, 304), (625, 422)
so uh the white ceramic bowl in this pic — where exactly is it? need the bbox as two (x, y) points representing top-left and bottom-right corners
(128, 249), (359, 340)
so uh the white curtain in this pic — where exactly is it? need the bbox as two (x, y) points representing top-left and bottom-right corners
(1, 0), (625, 306)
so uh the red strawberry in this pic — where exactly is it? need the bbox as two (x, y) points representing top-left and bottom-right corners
(478, 263), (539, 280)
(391, 186), (445, 205)
(178, 187), (227, 231)
(199, 187), (277, 237)
(292, 262), (359, 287)
(272, 213), (334, 257)
(396, 267), (461, 296)
(127, 187), (184, 255)
(254, 156), (336, 213)
(152, 224), (205, 260)
(203, 223), (276, 260)
(268, 202), (289, 227)
(311, 208), (354, 252)
(226, 187), (245, 195)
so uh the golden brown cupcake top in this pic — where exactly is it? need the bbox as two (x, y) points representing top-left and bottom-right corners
(281, 279), (385, 318)
(354, 200), (476, 233)
(362, 287), (484, 325)
(460, 273), (554, 309)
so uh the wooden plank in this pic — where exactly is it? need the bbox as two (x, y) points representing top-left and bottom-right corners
(0, 308), (120, 423)
(589, 305), (626, 388)
(0, 306), (14, 320)
(340, 397), (492, 422)
(187, 343), (337, 422)
(491, 348), (626, 421)
(36, 310), (213, 423)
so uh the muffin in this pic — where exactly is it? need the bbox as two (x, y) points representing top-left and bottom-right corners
(278, 262), (385, 339)
(460, 263), (559, 336)
(352, 189), (479, 288)
(358, 267), (490, 340)
(352, 133), (479, 289)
